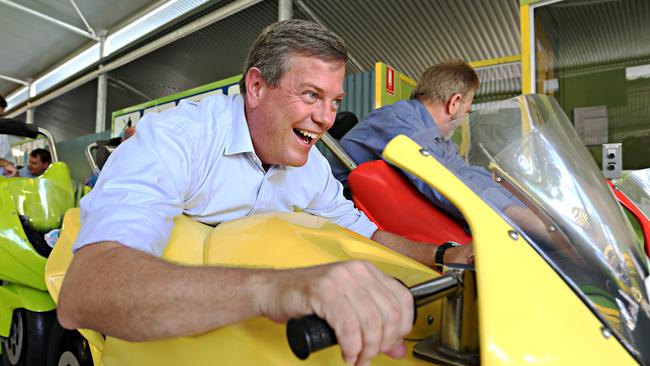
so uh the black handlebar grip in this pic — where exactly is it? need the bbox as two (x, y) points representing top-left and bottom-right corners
(286, 315), (337, 360)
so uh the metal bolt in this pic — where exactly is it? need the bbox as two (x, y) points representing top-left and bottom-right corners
(508, 230), (519, 240)
(495, 176), (502, 183)
(419, 148), (431, 157)
(427, 315), (434, 325)
(601, 326), (612, 339)
(548, 225), (557, 233)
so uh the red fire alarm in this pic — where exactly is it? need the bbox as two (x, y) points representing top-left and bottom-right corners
(386, 66), (395, 95)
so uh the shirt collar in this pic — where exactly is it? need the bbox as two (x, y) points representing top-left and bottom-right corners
(412, 98), (442, 138)
(225, 94), (255, 156)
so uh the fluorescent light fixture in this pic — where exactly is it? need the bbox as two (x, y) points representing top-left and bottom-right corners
(7, 0), (209, 110)
(105, 0), (210, 56)
(626, 64), (650, 81)
(5, 87), (29, 110)
(34, 44), (100, 95)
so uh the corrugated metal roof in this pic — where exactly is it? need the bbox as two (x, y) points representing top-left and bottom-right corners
(297, 0), (520, 79)
(0, 0), (156, 96)
(107, 0), (277, 106)
(537, 0), (650, 73)
(475, 62), (522, 101)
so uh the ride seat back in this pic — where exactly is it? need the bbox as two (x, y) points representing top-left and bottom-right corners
(5, 162), (75, 232)
(348, 160), (471, 244)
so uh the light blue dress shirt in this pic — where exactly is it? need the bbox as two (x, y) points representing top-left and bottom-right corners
(330, 99), (521, 220)
(0, 136), (11, 161)
(74, 94), (377, 256)
(19, 167), (35, 178)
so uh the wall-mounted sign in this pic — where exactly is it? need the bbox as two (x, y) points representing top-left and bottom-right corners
(386, 66), (395, 95)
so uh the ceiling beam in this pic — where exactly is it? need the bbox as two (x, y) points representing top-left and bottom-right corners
(0, 0), (100, 41)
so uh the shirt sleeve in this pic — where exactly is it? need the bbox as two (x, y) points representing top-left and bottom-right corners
(0, 136), (12, 161)
(408, 129), (523, 216)
(73, 113), (194, 256)
(305, 150), (378, 238)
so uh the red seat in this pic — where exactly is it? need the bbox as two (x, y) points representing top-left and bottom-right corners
(348, 160), (471, 244)
(607, 180), (650, 255)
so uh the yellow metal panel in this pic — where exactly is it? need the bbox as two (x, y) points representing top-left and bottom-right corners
(45, 209), (217, 365)
(520, 4), (533, 94)
(45, 208), (105, 365)
(399, 73), (417, 88)
(375, 62), (383, 109)
(102, 319), (432, 366)
(468, 55), (521, 69)
(383, 135), (636, 365)
(100, 213), (441, 365)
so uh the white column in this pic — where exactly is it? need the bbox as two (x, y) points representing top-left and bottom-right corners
(279, 0), (293, 20)
(26, 79), (35, 124)
(95, 31), (108, 133)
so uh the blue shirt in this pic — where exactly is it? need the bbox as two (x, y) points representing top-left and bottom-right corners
(74, 94), (377, 256)
(330, 99), (521, 219)
(19, 167), (35, 178)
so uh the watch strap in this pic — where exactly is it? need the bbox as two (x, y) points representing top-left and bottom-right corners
(435, 241), (461, 266)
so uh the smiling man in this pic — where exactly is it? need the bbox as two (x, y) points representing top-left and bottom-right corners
(58, 20), (471, 366)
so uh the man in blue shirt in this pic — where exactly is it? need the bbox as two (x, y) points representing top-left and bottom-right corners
(57, 20), (472, 366)
(18, 148), (51, 178)
(332, 60), (546, 240)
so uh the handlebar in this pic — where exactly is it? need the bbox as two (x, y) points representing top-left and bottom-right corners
(286, 272), (462, 359)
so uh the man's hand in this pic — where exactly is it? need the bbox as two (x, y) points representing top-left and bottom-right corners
(259, 261), (413, 366)
(1, 163), (17, 177)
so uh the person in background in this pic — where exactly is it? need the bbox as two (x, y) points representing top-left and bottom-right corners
(331, 60), (549, 242)
(18, 148), (51, 178)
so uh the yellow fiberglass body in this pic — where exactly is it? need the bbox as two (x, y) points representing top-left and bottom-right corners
(45, 131), (635, 365)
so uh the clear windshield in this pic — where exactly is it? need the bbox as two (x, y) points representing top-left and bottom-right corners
(428, 94), (649, 363)
(618, 169), (650, 222)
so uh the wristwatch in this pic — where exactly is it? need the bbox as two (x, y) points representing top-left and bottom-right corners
(434, 241), (461, 268)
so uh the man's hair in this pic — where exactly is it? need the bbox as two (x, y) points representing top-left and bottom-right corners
(0, 94), (6, 109)
(239, 19), (348, 94)
(410, 60), (480, 103)
(30, 148), (51, 164)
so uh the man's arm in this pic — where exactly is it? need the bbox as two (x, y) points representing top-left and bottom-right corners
(58, 241), (414, 366)
(371, 230), (473, 267)
(0, 158), (16, 176)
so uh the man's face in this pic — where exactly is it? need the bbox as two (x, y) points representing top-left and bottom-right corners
(245, 55), (345, 168)
(28, 155), (49, 176)
(451, 90), (475, 121)
(439, 90), (475, 138)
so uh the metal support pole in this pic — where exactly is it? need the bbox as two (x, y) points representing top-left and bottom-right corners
(96, 73), (107, 132)
(26, 80), (35, 124)
(26, 108), (35, 125)
(95, 33), (108, 133)
(279, 0), (293, 20)
(295, 0), (364, 72)
(95, 33), (108, 132)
